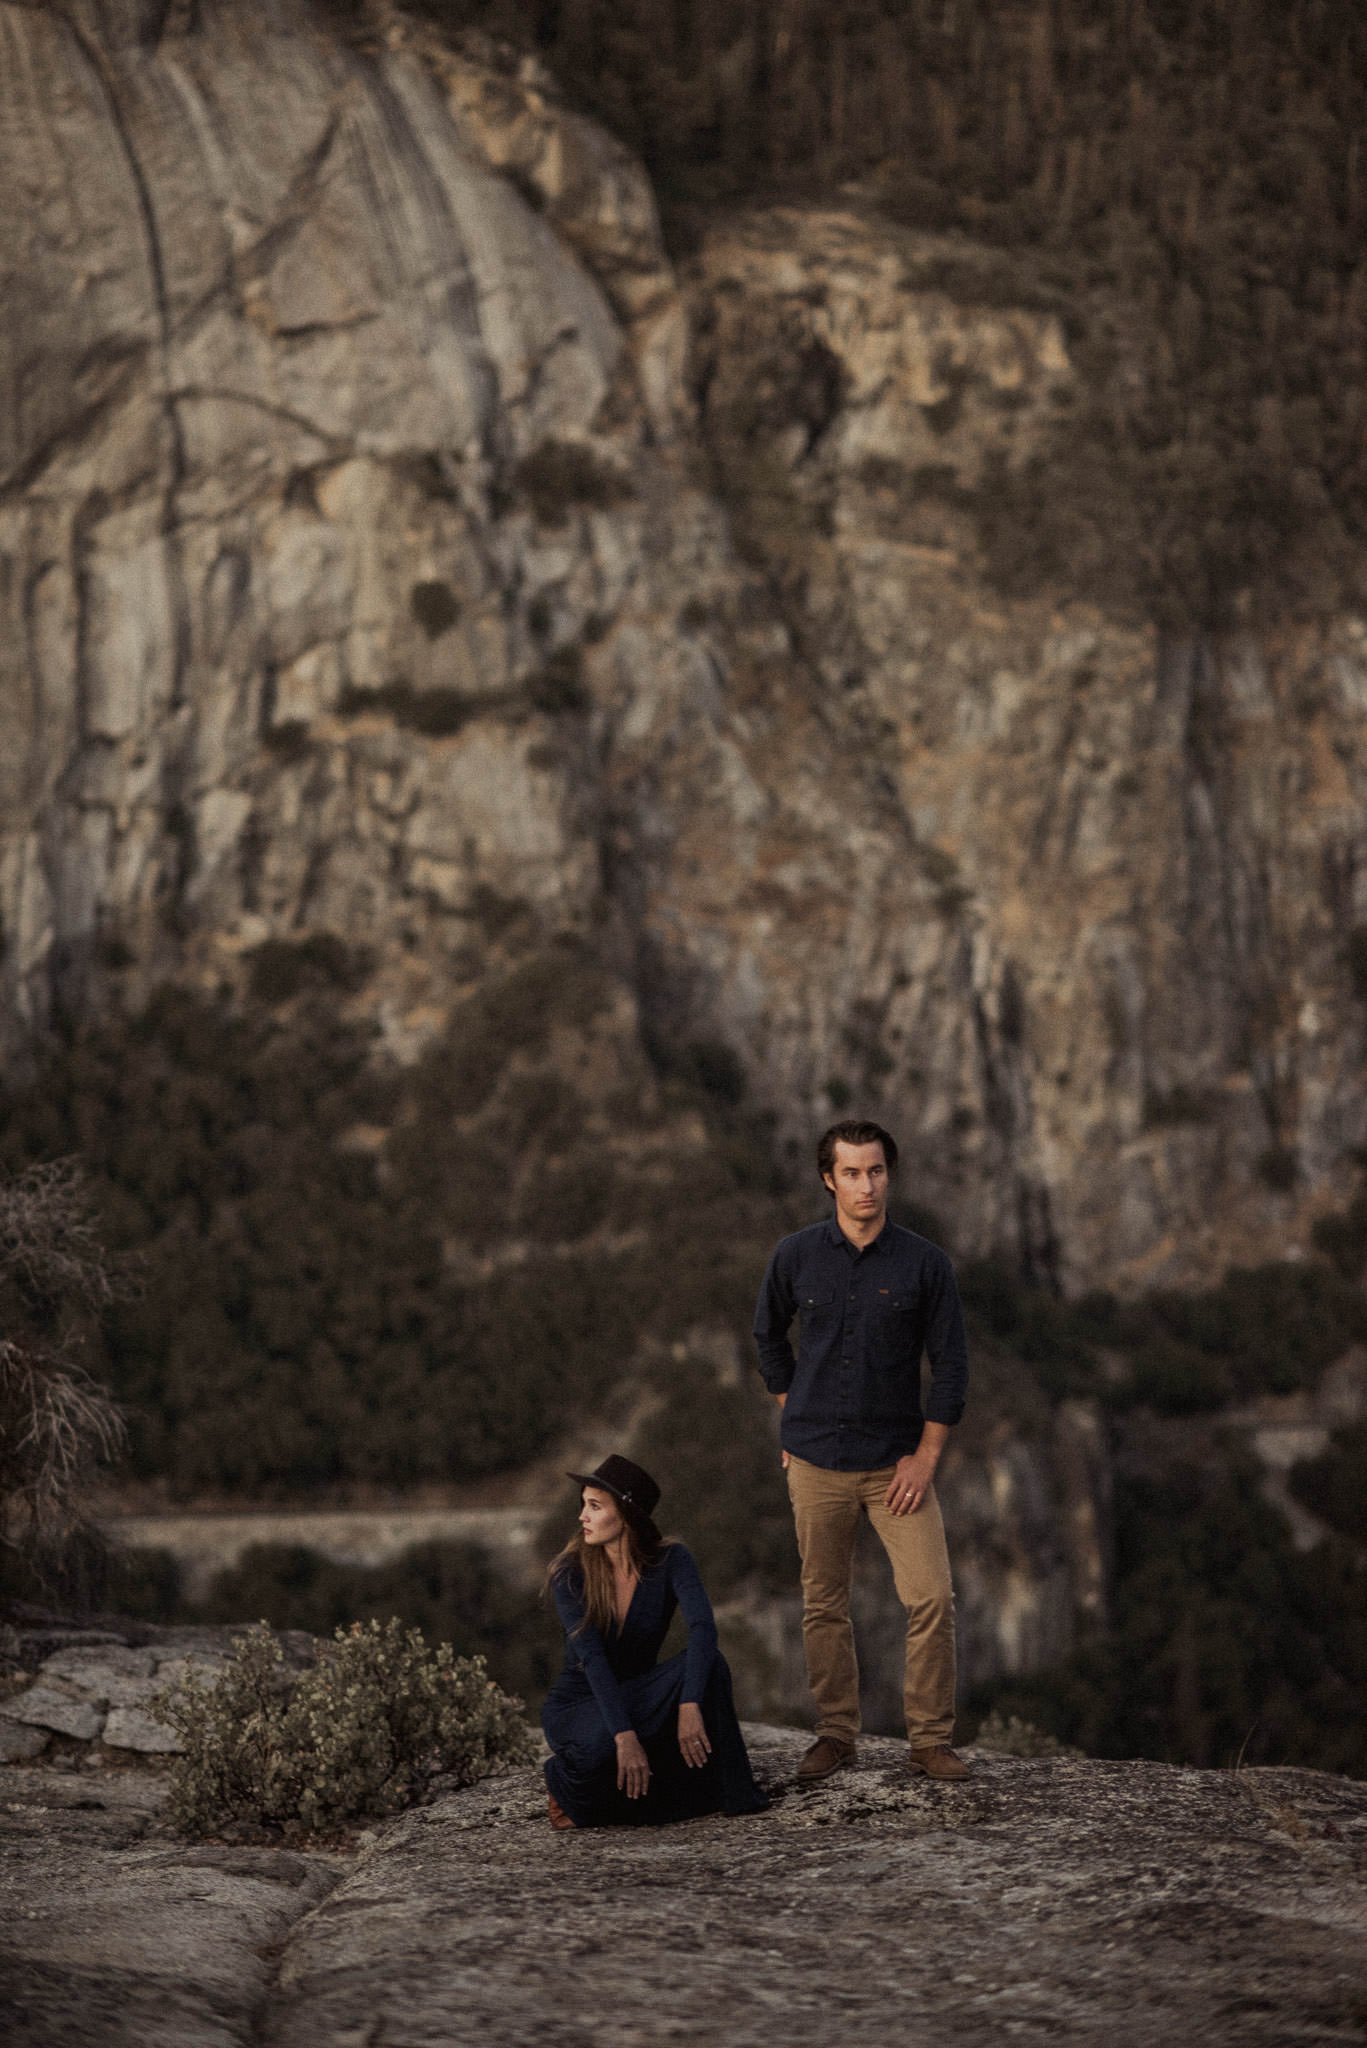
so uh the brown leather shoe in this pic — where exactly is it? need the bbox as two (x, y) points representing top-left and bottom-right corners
(547, 1792), (576, 1830)
(797, 1735), (857, 1782)
(908, 1744), (971, 1781)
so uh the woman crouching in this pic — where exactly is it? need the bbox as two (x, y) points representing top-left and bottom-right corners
(541, 1455), (770, 1829)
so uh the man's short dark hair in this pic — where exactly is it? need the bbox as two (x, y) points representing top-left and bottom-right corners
(817, 1120), (899, 1187)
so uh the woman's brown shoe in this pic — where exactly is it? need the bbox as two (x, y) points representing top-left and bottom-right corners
(547, 1792), (576, 1830)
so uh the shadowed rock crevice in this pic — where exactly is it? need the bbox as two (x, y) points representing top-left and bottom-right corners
(64, 7), (195, 717)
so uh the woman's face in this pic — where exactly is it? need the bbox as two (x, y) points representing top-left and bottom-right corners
(579, 1486), (625, 1546)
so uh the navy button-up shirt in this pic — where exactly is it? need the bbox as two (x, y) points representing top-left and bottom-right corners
(752, 1215), (968, 1471)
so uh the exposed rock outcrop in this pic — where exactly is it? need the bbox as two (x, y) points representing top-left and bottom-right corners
(3, 1707), (1365, 2048)
(3, 0), (1367, 1291)
(0, 1615), (316, 1759)
(0, 1761), (346, 2048)
(267, 1739), (1367, 2048)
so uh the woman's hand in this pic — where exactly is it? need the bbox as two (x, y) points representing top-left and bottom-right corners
(615, 1729), (651, 1798)
(678, 1701), (711, 1769)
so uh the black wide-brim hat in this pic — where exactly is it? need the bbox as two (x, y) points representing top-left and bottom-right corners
(567, 1454), (662, 1547)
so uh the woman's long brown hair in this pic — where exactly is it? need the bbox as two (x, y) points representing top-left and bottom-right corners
(547, 1519), (666, 1637)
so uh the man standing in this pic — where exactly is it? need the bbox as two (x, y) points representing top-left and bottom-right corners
(753, 1119), (970, 1782)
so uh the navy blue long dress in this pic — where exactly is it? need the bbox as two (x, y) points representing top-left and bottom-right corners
(542, 1541), (770, 1828)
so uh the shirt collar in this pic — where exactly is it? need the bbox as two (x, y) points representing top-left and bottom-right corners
(822, 1213), (890, 1256)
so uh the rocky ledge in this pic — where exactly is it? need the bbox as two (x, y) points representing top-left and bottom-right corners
(2, 1712), (1365, 2046)
(0, 1616), (316, 1762)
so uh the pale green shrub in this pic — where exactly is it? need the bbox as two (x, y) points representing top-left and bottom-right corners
(154, 1619), (536, 1837)
(972, 1709), (1084, 1760)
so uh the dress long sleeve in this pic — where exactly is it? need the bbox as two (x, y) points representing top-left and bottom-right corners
(549, 1568), (632, 1736)
(669, 1544), (719, 1704)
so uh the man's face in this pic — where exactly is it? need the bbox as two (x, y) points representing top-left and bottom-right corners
(823, 1139), (889, 1232)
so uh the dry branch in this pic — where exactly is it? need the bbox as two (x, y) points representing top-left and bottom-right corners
(0, 1162), (126, 1573)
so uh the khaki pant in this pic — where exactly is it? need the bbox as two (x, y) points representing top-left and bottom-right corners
(786, 1454), (957, 1749)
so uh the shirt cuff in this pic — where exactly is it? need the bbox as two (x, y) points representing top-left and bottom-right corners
(924, 1401), (963, 1427)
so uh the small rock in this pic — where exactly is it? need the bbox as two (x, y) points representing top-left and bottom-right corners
(0, 1684), (106, 1742)
(0, 1719), (49, 1761)
(41, 1644), (160, 1713)
(11, 1629), (125, 1670)
(152, 1653), (227, 1693)
(42, 1643), (156, 1687)
(103, 1705), (182, 1754)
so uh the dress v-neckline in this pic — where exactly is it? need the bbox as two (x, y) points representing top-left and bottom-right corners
(611, 1566), (641, 1632)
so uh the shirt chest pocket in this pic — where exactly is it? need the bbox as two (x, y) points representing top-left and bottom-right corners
(873, 1292), (917, 1317)
(801, 1288), (837, 1323)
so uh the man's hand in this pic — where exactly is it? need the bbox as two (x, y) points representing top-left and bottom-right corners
(885, 1423), (949, 1516)
(776, 1390), (789, 1470)
(615, 1729), (651, 1798)
(678, 1701), (711, 1769)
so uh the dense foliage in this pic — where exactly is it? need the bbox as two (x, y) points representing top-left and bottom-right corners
(389, 0), (1367, 629)
(154, 1618), (535, 1837)
(962, 1252), (1367, 1409)
(970, 1454), (1367, 1775)
(0, 961), (785, 1496)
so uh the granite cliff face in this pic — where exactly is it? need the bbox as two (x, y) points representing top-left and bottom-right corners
(682, 207), (1367, 1291)
(4, 0), (1367, 1292)
(0, 0), (678, 1055)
